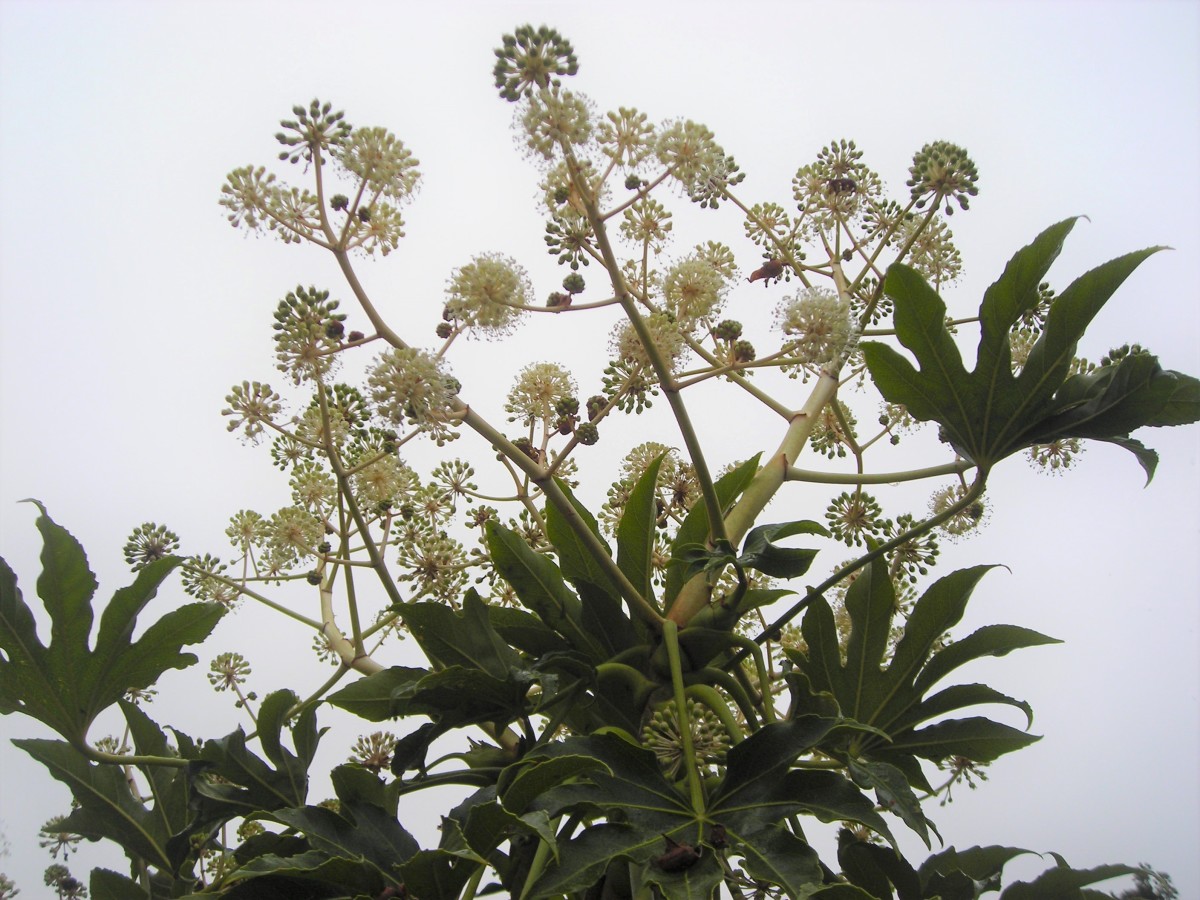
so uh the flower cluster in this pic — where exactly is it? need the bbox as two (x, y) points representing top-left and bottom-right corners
(333, 127), (421, 202)
(494, 25), (579, 101)
(601, 443), (698, 535)
(825, 491), (887, 547)
(662, 254), (728, 326)
(522, 87), (593, 160)
(444, 254), (531, 337)
(123, 522), (180, 571)
(368, 347), (460, 443)
(900, 217), (962, 286)
(275, 99), (351, 165)
(505, 362), (577, 427)
(792, 139), (883, 231)
(610, 311), (687, 373)
(655, 120), (728, 193)
(620, 197), (673, 251)
(775, 287), (856, 377)
(273, 286), (346, 384)
(223, 381), (282, 440)
(349, 731), (398, 774)
(642, 697), (730, 779)
(597, 107), (655, 169)
(907, 140), (980, 214)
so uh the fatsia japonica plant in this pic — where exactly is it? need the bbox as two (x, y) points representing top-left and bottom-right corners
(2, 23), (1197, 900)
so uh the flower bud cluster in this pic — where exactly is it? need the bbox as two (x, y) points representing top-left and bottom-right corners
(907, 141), (980, 214)
(494, 25), (579, 102)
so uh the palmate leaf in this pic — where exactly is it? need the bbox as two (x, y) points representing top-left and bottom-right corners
(861, 220), (1198, 478)
(184, 689), (321, 819)
(528, 720), (890, 898)
(789, 564), (1056, 819)
(544, 479), (642, 658)
(0, 502), (223, 743)
(487, 519), (608, 661)
(14, 738), (174, 870)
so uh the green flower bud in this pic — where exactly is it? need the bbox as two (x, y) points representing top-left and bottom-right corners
(576, 422), (599, 445)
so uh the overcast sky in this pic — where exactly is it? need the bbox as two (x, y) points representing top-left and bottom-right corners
(1, 0), (1198, 896)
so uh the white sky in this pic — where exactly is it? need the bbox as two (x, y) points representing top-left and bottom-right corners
(1, 0), (1198, 896)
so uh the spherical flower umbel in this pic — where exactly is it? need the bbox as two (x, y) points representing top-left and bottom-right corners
(368, 346), (460, 443)
(223, 381), (282, 440)
(620, 197), (673, 250)
(123, 523), (180, 571)
(775, 287), (856, 374)
(220, 165), (276, 230)
(266, 506), (324, 564)
(610, 311), (687, 372)
(275, 99), (352, 165)
(597, 106), (655, 168)
(343, 200), (407, 256)
(273, 286), (345, 384)
(907, 141), (980, 214)
(1028, 438), (1083, 474)
(655, 119), (726, 192)
(333, 126), (421, 202)
(444, 253), (532, 337)
(505, 362), (577, 426)
(494, 25), (579, 101)
(662, 255), (727, 326)
(349, 731), (398, 774)
(522, 86), (593, 160)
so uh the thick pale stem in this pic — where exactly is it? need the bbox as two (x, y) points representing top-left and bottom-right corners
(668, 370), (840, 624)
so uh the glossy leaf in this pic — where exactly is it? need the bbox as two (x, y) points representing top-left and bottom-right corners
(14, 738), (173, 870)
(528, 721), (887, 897)
(0, 503), (223, 742)
(862, 221), (1197, 475)
(404, 589), (524, 679)
(1000, 861), (1140, 899)
(791, 564), (1049, 794)
(739, 519), (829, 579)
(664, 454), (761, 606)
(617, 454), (664, 606)
(187, 691), (321, 817)
(487, 520), (606, 660)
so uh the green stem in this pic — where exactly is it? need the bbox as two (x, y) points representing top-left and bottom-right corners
(568, 148), (729, 552)
(787, 459), (973, 485)
(664, 621), (706, 814)
(517, 829), (557, 900)
(683, 683), (746, 745)
(747, 473), (989, 651)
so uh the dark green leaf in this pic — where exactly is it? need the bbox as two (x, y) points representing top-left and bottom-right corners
(862, 223), (1188, 472)
(487, 521), (605, 659)
(617, 454), (664, 606)
(739, 520), (829, 579)
(268, 801), (420, 873)
(0, 504), (222, 742)
(405, 589), (523, 679)
(14, 738), (172, 870)
(734, 825), (824, 897)
(889, 716), (1040, 763)
(90, 868), (150, 900)
(848, 758), (931, 848)
(544, 478), (620, 598)
(1000, 862), (1140, 899)
(838, 830), (922, 900)
(664, 454), (761, 606)
(326, 665), (429, 722)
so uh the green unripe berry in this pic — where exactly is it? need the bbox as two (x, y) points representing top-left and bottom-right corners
(576, 422), (599, 445)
